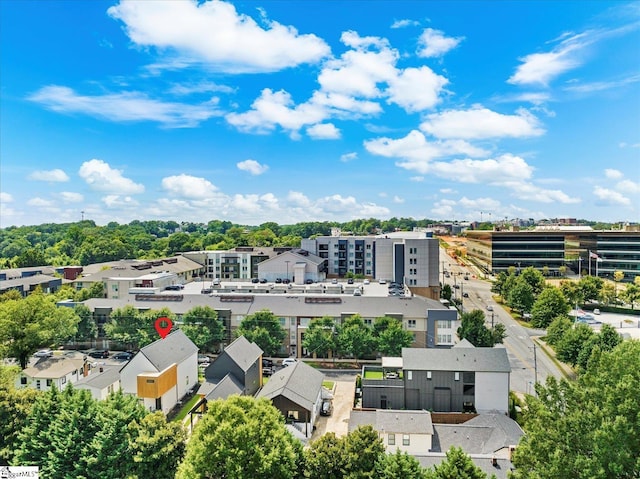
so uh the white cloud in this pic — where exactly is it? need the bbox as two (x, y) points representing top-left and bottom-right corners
(287, 191), (313, 208)
(593, 186), (631, 206)
(393, 196), (404, 203)
(617, 179), (640, 194)
(28, 169), (69, 182)
(439, 188), (454, 193)
(502, 182), (581, 204)
(458, 196), (501, 210)
(417, 28), (464, 58)
(59, 192), (84, 203)
(102, 195), (140, 208)
(79, 159), (144, 194)
(307, 123), (341, 139)
(30, 85), (220, 128)
(508, 31), (591, 86)
(563, 74), (640, 94)
(168, 81), (235, 96)
(410, 176), (424, 182)
(27, 197), (55, 207)
(426, 154), (534, 184)
(340, 152), (358, 162)
(385, 66), (449, 112)
(619, 142), (640, 148)
(237, 159), (269, 175)
(605, 168), (623, 179)
(1, 192), (14, 203)
(161, 174), (217, 198)
(391, 19), (420, 29)
(107, 0), (330, 73)
(420, 106), (544, 139)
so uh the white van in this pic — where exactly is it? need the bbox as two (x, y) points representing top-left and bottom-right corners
(282, 358), (297, 367)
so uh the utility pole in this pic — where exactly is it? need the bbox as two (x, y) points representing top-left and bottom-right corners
(533, 343), (538, 393)
(491, 312), (494, 328)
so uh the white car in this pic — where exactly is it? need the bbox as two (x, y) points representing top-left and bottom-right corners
(34, 349), (53, 358)
(282, 358), (297, 367)
(379, 279), (386, 284)
(363, 279), (370, 285)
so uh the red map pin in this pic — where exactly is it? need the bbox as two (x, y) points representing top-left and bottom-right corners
(154, 317), (173, 339)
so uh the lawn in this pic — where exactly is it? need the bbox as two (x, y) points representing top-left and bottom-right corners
(172, 394), (202, 422)
(363, 370), (384, 379)
(322, 380), (334, 390)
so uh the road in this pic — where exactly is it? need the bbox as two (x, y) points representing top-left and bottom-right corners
(441, 250), (567, 395)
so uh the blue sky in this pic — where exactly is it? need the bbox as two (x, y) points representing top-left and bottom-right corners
(1, 0), (639, 228)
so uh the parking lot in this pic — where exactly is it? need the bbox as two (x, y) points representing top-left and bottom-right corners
(311, 378), (355, 441)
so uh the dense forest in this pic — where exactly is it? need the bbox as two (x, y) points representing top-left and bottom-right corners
(0, 217), (618, 269)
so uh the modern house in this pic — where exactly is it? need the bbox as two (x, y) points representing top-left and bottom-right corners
(199, 335), (263, 401)
(16, 356), (88, 391)
(361, 341), (511, 414)
(119, 330), (198, 414)
(256, 360), (325, 437)
(75, 365), (121, 400)
(349, 409), (434, 455)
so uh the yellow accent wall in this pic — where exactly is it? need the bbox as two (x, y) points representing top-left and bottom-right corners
(136, 364), (177, 398)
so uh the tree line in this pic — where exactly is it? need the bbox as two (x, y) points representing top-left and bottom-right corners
(0, 217), (439, 268)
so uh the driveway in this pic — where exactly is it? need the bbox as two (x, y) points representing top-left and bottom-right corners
(311, 378), (355, 441)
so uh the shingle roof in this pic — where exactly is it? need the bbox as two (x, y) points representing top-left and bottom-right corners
(223, 336), (263, 372)
(200, 373), (244, 401)
(432, 414), (523, 454)
(75, 366), (120, 390)
(402, 346), (511, 373)
(256, 361), (324, 412)
(350, 409), (433, 435)
(22, 356), (85, 379)
(138, 329), (198, 372)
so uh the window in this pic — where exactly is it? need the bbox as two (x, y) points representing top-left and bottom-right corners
(407, 320), (416, 329)
(20, 376), (27, 385)
(146, 379), (155, 384)
(279, 317), (287, 326)
(437, 320), (452, 329)
(364, 319), (372, 326)
(61, 376), (66, 384)
(455, 372), (460, 381)
(403, 434), (410, 446)
(36, 380), (41, 390)
(388, 433), (395, 445)
(407, 371), (412, 381)
(46, 379), (52, 387)
(427, 371), (432, 380)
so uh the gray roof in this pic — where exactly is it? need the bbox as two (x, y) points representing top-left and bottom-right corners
(258, 249), (326, 267)
(75, 366), (120, 390)
(137, 329), (198, 372)
(75, 256), (203, 282)
(22, 356), (85, 379)
(83, 292), (445, 320)
(402, 345), (511, 373)
(257, 361), (324, 412)
(349, 409), (433, 435)
(200, 373), (244, 401)
(432, 414), (523, 455)
(223, 336), (263, 372)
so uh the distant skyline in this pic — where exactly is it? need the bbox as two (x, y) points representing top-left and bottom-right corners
(1, 0), (639, 228)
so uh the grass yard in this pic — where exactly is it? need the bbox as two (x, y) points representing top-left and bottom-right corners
(322, 381), (334, 390)
(172, 394), (202, 422)
(363, 370), (384, 379)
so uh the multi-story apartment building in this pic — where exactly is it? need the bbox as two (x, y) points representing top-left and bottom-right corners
(182, 247), (293, 281)
(466, 226), (640, 281)
(302, 232), (440, 299)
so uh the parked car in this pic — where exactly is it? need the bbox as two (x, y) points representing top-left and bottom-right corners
(363, 279), (370, 285)
(593, 308), (601, 315)
(198, 354), (211, 364)
(463, 292), (469, 298)
(263, 367), (274, 376)
(379, 279), (386, 284)
(347, 278), (354, 284)
(113, 351), (134, 361)
(282, 279), (290, 284)
(34, 349), (53, 358)
(320, 400), (333, 416)
(251, 278), (259, 283)
(262, 358), (274, 368)
(305, 279), (314, 284)
(331, 278), (338, 284)
(275, 278), (283, 284)
(486, 305), (493, 311)
(353, 288), (362, 296)
(260, 278), (268, 284)
(282, 358), (297, 367)
(165, 284), (184, 290)
(88, 350), (109, 359)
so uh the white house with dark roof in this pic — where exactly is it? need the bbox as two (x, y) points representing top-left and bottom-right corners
(119, 329), (198, 414)
(256, 249), (327, 284)
(256, 360), (325, 437)
(349, 409), (434, 455)
(75, 365), (121, 400)
(16, 356), (88, 391)
(361, 342), (511, 414)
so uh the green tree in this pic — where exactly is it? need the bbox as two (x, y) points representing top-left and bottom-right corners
(441, 283), (452, 302)
(518, 266), (546, 296)
(0, 366), (40, 464)
(425, 446), (491, 479)
(599, 282), (616, 306)
(512, 341), (640, 478)
(180, 306), (225, 352)
(104, 305), (157, 350)
(176, 395), (303, 479)
(621, 283), (640, 310)
(302, 317), (337, 358)
(530, 287), (569, 329)
(559, 280), (583, 311)
(15, 247), (47, 268)
(74, 304), (98, 342)
(128, 412), (186, 479)
(577, 276), (603, 303)
(342, 425), (386, 479)
(576, 323), (622, 371)
(304, 432), (346, 479)
(377, 450), (427, 479)
(545, 316), (573, 347)
(457, 310), (504, 347)
(337, 315), (377, 360)
(0, 289), (79, 368)
(507, 279), (535, 314)
(556, 323), (595, 366)
(236, 310), (286, 357)
(374, 316), (414, 356)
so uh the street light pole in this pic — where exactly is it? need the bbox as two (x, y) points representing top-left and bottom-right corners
(285, 260), (290, 282)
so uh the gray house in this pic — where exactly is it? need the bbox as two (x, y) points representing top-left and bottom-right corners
(256, 361), (324, 437)
(361, 341), (511, 414)
(200, 336), (263, 400)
